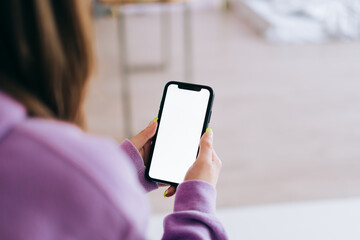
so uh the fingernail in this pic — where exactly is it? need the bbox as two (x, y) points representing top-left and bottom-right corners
(164, 190), (168, 198)
(149, 117), (158, 126)
(206, 127), (213, 134)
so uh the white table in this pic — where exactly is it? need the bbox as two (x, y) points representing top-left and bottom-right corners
(147, 197), (360, 239)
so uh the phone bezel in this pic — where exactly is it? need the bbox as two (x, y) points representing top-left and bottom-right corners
(145, 81), (214, 186)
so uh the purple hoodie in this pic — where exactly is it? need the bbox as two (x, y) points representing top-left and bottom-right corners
(0, 92), (227, 239)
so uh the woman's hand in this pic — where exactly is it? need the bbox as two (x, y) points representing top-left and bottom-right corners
(184, 128), (222, 187)
(130, 118), (176, 197)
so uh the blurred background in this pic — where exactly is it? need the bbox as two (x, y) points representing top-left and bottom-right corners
(89, 0), (360, 239)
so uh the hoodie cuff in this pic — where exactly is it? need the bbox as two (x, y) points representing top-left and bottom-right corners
(119, 139), (158, 192)
(174, 180), (217, 215)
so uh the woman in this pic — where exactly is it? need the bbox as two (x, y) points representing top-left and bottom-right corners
(0, 1), (227, 239)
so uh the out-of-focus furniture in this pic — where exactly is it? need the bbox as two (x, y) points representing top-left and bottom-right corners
(98, 0), (193, 137)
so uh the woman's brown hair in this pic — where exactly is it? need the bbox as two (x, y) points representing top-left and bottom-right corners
(0, 0), (94, 128)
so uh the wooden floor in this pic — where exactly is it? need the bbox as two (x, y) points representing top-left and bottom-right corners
(85, 8), (360, 213)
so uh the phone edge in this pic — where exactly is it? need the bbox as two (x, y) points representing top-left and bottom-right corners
(144, 81), (214, 187)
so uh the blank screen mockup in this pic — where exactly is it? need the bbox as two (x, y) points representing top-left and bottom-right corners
(149, 84), (210, 184)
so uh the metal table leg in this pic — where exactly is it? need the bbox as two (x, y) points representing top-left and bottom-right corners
(183, 2), (193, 82)
(116, 3), (193, 137)
(117, 11), (133, 138)
(161, 8), (171, 70)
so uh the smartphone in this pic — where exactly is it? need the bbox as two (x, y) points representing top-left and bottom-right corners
(145, 81), (214, 186)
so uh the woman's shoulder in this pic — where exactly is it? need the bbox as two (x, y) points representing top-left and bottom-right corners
(5, 117), (147, 209)
(0, 117), (150, 239)
(10, 118), (118, 174)
(17, 118), (119, 161)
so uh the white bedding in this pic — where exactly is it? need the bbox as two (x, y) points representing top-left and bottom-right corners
(243, 0), (360, 43)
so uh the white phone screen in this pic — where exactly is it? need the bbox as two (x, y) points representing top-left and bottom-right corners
(149, 84), (211, 184)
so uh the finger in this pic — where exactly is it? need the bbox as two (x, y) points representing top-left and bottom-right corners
(197, 128), (213, 161)
(212, 149), (221, 163)
(164, 186), (177, 198)
(139, 147), (145, 159)
(130, 118), (158, 150)
(142, 140), (152, 165)
(212, 149), (222, 168)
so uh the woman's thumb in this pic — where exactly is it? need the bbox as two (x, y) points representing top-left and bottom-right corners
(198, 128), (213, 158)
(130, 118), (158, 149)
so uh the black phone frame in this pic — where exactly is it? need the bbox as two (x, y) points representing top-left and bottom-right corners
(145, 81), (214, 186)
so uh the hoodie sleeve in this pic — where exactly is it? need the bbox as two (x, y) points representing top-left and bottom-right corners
(119, 139), (158, 192)
(162, 180), (228, 240)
